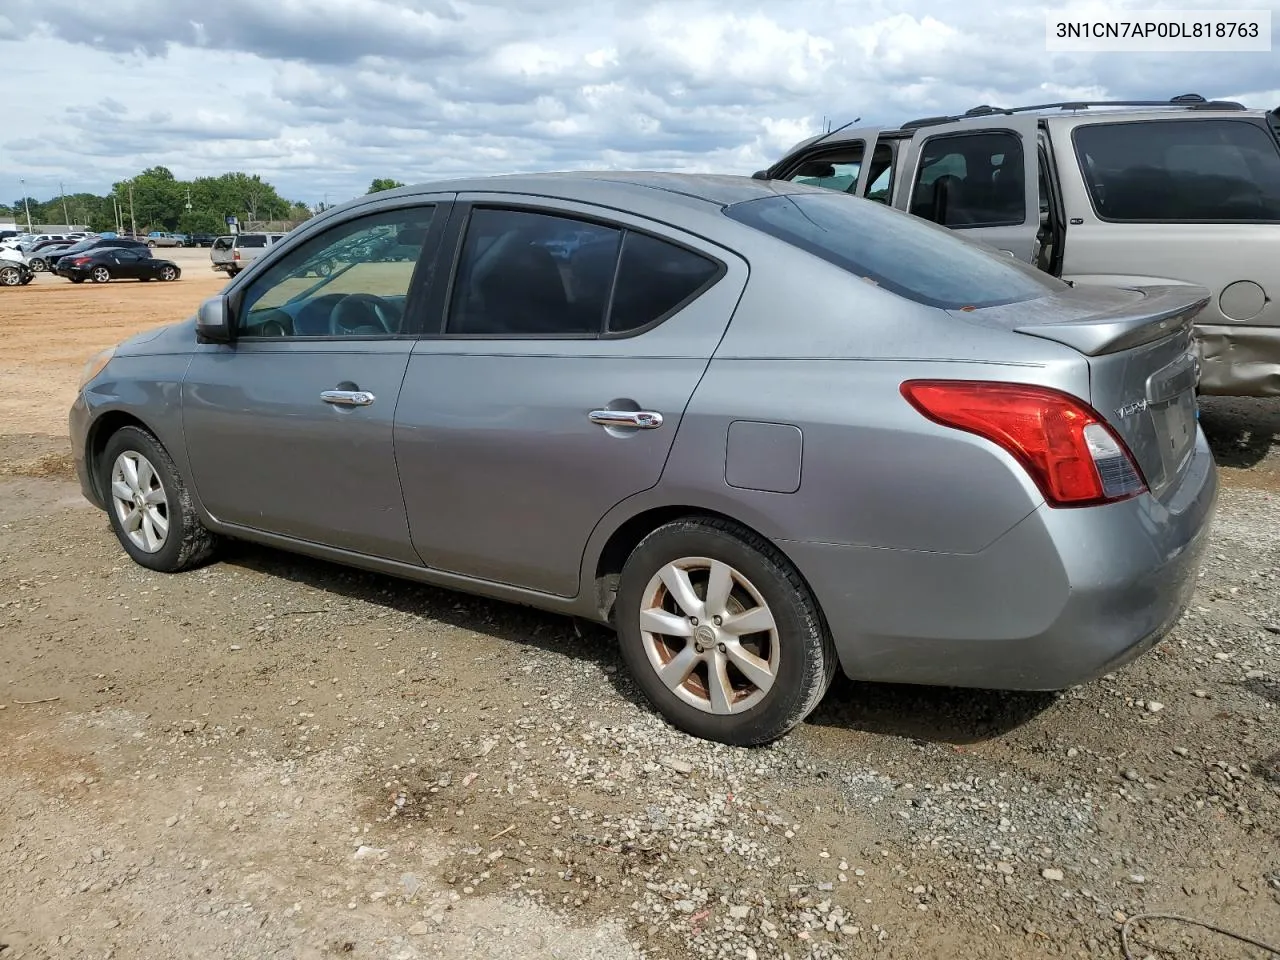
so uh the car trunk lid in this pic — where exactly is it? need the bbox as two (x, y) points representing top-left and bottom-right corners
(950, 283), (1209, 500)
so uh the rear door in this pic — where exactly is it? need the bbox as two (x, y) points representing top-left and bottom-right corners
(394, 195), (748, 597)
(897, 116), (1041, 262)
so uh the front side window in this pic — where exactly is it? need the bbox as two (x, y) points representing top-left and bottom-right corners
(909, 131), (1026, 228)
(725, 189), (1063, 310)
(1073, 119), (1280, 222)
(444, 207), (722, 337)
(236, 206), (436, 338)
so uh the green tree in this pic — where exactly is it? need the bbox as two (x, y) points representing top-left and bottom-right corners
(367, 178), (405, 194)
(287, 202), (314, 223)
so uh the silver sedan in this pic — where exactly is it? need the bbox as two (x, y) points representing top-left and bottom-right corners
(68, 172), (1217, 745)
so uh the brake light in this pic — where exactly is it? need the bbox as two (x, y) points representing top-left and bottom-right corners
(233, 250), (241, 260)
(900, 380), (1147, 507)
(71, 257), (92, 265)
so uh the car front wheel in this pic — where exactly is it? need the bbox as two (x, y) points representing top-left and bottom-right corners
(160, 265), (178, 281)
(99, 426), (218, 573)
(0, 265), (21, 286)
(615, 518), (836, 746)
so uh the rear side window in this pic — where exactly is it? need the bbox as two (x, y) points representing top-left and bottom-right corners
(444, 207), (722, 337)
(909, 131), (1026, 227)
(1073, 119), (1280, 222)
(724, 190), (1064, 310)
(237, 235), (267, 248)
(212, 237), (233, 250)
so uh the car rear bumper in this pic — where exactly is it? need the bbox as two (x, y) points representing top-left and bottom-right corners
(1194, 323), (1280, 397)
(784, 428), (1218, 691)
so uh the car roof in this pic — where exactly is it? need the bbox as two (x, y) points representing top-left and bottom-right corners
(358, 170), (820, 215)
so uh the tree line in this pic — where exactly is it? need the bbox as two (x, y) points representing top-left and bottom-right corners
(2, 169), (408, 234)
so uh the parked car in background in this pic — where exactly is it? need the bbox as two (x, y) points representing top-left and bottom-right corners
(146, 231), (185, 248)
(185, 233), (218, 247)
(27, 245), (74, 272)
(56, 247), (182, 284)
(0, 259), (34, 286)
(45, 237), (150, 271)
(210, 232), (284, 276)
(757, 93), (1280, 397)
(69, 172), (1216, 746)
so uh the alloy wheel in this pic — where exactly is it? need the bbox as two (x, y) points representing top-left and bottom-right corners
(92, 266), (110, 283)
(109, 451), (170, 553)
(0, 267), (20, 286)
(638, 556), (780, 715)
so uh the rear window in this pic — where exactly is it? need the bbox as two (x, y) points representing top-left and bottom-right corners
(1073, 119), (1280, 222)
(212, 237), (233, 250)
(723, 190), (1063, 310)
(237, 235), (268, 248)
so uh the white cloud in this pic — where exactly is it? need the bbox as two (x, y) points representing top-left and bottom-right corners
(1, 0), (1276, 205)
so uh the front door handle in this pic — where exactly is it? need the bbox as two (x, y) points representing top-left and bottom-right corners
(589, 409), (663, 429)
(322, 389), (376, 406)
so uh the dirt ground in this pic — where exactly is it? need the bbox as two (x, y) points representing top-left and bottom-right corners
(1, 259), (1278, 960)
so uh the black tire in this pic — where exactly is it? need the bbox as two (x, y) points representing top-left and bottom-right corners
(147, 240), (157, 248)
(29, 257), (46, 272)
(98, 425), (218, 573)
(0, 265), (21, 286)
(91, 266), (111, 283)
(615, 517), (836, 746)
(160, 266), (178, 281)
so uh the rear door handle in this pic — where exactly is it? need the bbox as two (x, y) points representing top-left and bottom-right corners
(589, 409), (663, 429)
(321, 389), (376, 406)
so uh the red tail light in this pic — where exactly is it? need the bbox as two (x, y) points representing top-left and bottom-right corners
(900, 380), (1148, 507)
(71, 257), (92, 265)
(233, 250), (241, 260)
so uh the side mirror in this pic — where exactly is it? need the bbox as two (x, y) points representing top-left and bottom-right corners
(751, 169), (771, 180)
(196, 294), (232, 343)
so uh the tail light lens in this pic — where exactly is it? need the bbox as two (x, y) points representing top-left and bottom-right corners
(900, 380), (1147, 507)
(71, 257), (92, 265)
(233, 250), (241, 260)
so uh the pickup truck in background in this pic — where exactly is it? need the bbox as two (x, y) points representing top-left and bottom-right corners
(146, 232), (185, 248)
(210, 232), (285, 276)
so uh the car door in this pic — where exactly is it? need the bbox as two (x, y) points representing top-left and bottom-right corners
(180, 197), (452, 562)
(395, 196), (749, 597)
(896, 116), (1041, 262)
(111, 249), (143, 278)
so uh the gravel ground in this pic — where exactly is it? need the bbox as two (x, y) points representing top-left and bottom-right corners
(1, 390), (1278, 959)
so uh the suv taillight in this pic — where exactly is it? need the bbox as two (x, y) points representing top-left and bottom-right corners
(233, 250), (241, 260)
(900, 380), (1147, 507)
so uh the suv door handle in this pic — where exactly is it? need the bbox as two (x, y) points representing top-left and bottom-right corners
(589, 409), (663, 429)
(321, 389), (376, 406)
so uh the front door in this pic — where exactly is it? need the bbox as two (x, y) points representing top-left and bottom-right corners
(897, 116), (1041, 262)
(109, 249), (146, 279)
(180, 198), (450, 563)
(394, 197), (749, 597)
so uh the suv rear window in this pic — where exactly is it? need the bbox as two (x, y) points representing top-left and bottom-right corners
(723, 190), (1063, 310)
(1073, 119), (1280, 222)
(237, 235), (268, 247)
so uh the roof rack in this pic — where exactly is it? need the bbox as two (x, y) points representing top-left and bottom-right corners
(901, 93), (1247, 130)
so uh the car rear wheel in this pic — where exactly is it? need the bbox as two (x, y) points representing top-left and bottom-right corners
(99, 426), (218, 573)
(29, 257), (46, 272)
(160, 265), (178, 281)
(91, 266), (111, 283)
(0, 265), (21, 286)
(147, 240), (156, 248)
(615, 518), (836, 746)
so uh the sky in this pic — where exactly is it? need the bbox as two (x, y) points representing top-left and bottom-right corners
(2, 0), (1277, 207)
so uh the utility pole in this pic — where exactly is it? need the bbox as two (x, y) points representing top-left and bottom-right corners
(128, 181), (137, 237)
(19, 178), (33, 232)
(60, 181), (71, 230)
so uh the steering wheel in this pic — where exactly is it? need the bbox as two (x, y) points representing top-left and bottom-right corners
(329, 293), (398, 335)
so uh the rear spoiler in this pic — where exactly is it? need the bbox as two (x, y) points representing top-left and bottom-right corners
(1012, 285), (1210, 356)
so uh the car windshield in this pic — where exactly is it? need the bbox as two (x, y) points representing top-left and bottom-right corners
(724, 189), (1064, 310)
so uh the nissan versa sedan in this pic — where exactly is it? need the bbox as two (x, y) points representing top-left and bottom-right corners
(69, 172), (1218, 746)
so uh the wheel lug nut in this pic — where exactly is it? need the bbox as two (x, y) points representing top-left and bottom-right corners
(689, 617), (699, 626)
(717, 643), (727, 653)
(713, 616), (722, 626)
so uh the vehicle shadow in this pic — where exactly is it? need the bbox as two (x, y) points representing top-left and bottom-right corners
(1197, 396), (1280, 469)
(221, 541), (1057, 747)
(804, 673), (1059, 746)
